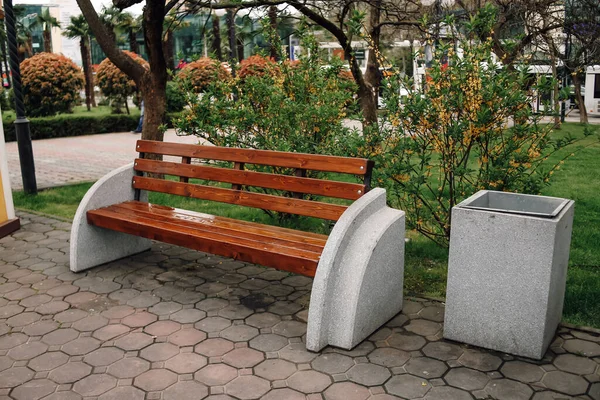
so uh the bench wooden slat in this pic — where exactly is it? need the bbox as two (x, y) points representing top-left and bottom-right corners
(132, 176), (348, 221)
(107, 203), (326, 253)
(134, 158), (365, 201)
(118, 201), (329, 246)
(87, 207), (319, 276)
(136, 140), (371, 175)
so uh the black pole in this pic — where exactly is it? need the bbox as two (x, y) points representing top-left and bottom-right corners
(4, 0), (37, 194)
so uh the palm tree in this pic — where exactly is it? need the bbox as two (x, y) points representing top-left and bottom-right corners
(100, 6), (128, 44)
(117, 12), (142, 54)
(64, 15), (96, 110)
(36, 8), (60, 53)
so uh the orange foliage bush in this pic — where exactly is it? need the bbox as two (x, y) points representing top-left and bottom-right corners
(177, 57), (230, 92)
(238, 55), (279, 79)
(96, 51), (148, 111)
(21, 52), (84, 116)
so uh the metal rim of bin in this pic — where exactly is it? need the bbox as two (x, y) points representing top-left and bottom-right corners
(457, 190), (571, 219)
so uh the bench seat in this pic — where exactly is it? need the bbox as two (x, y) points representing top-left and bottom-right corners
(87, 200), (327, 277)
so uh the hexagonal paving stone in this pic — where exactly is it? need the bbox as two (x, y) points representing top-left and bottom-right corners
(323, 382), (371, 400)
(422, 341), (464, 361)
(226, 375), (270, 399)
(222, 347), (264, 368)
(404, 319), (442, 336)
(195, 364), (238, 386)
(311, 353), (355, 374)
(589, 383), (600, 400)
(71, 315), (109, 332)
(191, 334), (236, 357)
(122, 311), (157, 328)
(48, 361), (92, 384)
(169, 328), (207, 346)
(0, 304), (24, 318)
(0, 332), (27, 349)
(61, 337), (100, 355)
(19, 294), (51, 308)
(485, 379), (534, 400)
(11, 378), (57, 400)
(114, 332), (154, 351)
(7, 311), (41, 327)
(101, 305), (135, 319)
(249, 333), (288, 352)
(368, 348), (410, 367)
(279, 343), (318, 363)
(387, 333), (427, 351)
(23, 320), (59, 336)
(287, 370), (332, 393)
(444, 367), (489, 391)
(0, 367), (35, 388)
(93, 324), (130, 341)
(83, 347), (124, 367)
(37, 301), (70, 315)
(385, 374), (431, 399)
(500, 361), (545, 383)
(262, 388), (305, 400)
(164, 353), (207, 374)
(563, 339), (600, 357)
(9, 341), (48, 361)
(347, 363), (391, 386)
(245, 312), (281, 328)
(553, 353), (598, 375)
(28, 352), (69, 372)
(541, 370), (589, 396)
(164, 381), (209, 400)
(145, 320), (181, 337)
(272, 321), (307, 338)
(405, 357), (448, 378)
(196, 316), (231, 332)
(458, 349), (502, 371)
(423, 386), (473, 400)
(134, 368), (178, 391)
(221, 325), (259, 342)
(73, 373), (117, 396)
(218, 304), (253, 320)
(140, 342), (179, 362)
(99, 386), (145, 400)
(196, 297), (229, 311)
(255, 359), (297, 380)
(107, 357), (150, 379)
(42, 328), (79, 346)
(170, 308), (206, 323)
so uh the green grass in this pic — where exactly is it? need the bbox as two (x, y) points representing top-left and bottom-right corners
(11, 122), (600, 327)
(2, 105), (140, 120)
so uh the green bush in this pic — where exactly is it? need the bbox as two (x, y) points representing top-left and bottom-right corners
(2, 112), (180, 142)
(166, 81), (186, 113)
(21, 53), (84, 117)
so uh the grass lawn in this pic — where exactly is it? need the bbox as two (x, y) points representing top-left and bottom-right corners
(11, 122), (600, 328)
(2, 105), (140, 120)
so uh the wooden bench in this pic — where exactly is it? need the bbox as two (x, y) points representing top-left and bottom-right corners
(70, 140), (406, 352)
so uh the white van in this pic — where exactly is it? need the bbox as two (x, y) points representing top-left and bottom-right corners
(584, 65), (600, 116)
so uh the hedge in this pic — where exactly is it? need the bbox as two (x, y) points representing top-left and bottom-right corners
(3, 113), (180, 142)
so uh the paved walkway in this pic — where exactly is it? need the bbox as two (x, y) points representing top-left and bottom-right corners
(6, 130), (199, 191)
(0, 212), (598, 399)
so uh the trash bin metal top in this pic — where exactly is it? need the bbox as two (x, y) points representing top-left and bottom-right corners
(457, 190), (570, 219)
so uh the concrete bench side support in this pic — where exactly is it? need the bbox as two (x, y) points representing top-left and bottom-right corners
(70, 163), (152, 272)
(306, 188), (405, 352)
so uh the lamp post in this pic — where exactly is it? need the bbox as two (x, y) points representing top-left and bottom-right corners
(3, 0), (37, 194)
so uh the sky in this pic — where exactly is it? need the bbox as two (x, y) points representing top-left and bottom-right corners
(90, 0), (143, 15)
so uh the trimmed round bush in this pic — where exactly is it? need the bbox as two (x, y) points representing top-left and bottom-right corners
(96, 51), (148, 113)
(21, 53), (84, 117)
(177, 57), (230, 93)
(238, 55), (279, 79)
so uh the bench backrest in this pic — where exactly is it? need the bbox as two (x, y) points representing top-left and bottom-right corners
(133, 140), (374, 221)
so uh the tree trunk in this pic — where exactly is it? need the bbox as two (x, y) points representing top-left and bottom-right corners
(550, 52), (560, 128)
(163, 31), (175, 71)
(43, 28), (52, 53)
(212, 13), (222, 61)
(572, 73), (588, 123)
(80, 39), (91, 111)
(86, 37), (97, 107)
(237, 39), (244, 62)
(140, 0), (168, 147)
(129, 30), (139, 54)
(268, 5), (279, 61)
(226, 9), (237, 75)
(364, 0), (382, 109)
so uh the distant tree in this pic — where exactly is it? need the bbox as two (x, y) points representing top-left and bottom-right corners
(64, 15), (97, 111)
(211, 13), (223, 61)
(117, 12), (142, 54)
(36, 8), (60, 53)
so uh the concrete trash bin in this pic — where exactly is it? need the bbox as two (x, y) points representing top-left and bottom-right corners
(444, 190), (574, 359)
